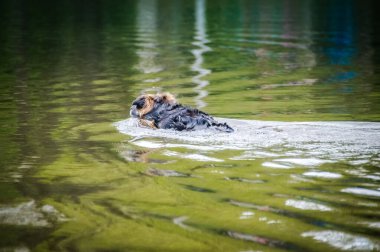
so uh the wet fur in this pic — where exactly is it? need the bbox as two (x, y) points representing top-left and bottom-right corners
(130, 93), (234, 133)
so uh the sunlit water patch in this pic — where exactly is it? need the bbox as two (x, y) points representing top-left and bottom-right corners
(303, 171), (343, 179)
(302, 230), (380, 251)
(285, 199), (333, 211)
(341, 188), (380, 198)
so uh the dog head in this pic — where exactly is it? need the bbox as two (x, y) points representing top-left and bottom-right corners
(130, 93), (176, 119)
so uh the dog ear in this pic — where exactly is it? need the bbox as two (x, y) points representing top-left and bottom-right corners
(159, 93), (176, 104)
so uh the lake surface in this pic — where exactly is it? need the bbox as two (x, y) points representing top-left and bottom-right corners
(1, 0), (380, 251)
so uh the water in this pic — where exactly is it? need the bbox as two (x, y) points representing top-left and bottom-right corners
(0, 0), (380, 251)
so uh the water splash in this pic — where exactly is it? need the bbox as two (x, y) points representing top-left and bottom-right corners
(115, 118), (380, 165)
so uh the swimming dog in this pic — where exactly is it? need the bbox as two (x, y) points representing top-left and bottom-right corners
(130, 93), (234, 132)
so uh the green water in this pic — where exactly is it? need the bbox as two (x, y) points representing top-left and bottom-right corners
(0, 0), (380, 251)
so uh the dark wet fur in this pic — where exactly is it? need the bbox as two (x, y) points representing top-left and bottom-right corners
(130, 95), (234, 133)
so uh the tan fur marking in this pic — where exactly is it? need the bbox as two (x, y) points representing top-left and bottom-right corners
(136, 93), (177, 119)
(138, 119), (157, 129)
(138, 95), (155, 118)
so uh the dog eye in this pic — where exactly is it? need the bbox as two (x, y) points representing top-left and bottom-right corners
(132, 98), (145, 109)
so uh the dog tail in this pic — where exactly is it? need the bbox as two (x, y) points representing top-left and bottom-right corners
(211, 122), (234, 133)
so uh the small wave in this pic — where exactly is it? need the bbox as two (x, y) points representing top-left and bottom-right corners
(285, 199), (333, 211)
(303, 171), (343, 179)
(341, 187), (380, 198)
(302, 230), (380, 251)
(163, 150), (223, 162)
(262, 161), (293, 169)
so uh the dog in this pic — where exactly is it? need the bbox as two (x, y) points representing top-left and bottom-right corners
(130, 93), (234, 133)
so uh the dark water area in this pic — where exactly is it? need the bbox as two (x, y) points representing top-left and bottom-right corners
(0, 0), (380, 251)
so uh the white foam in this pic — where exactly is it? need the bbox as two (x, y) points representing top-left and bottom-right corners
(134, 140), (218, 151)
(114, 118), (380, 163)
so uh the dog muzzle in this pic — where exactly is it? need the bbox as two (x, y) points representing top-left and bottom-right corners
(130, 105), (139, 118)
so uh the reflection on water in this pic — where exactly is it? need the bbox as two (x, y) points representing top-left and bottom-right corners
(321, 0), (356, 66)
(191, 0), (211, 108)
(0, 0), (380, 251)
(135, 0), (163, 77)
